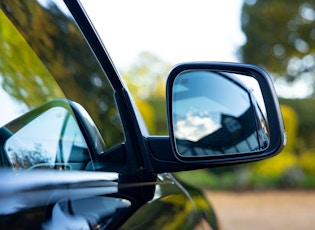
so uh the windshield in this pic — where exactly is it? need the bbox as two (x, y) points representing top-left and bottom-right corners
(0, 0), (125, 148)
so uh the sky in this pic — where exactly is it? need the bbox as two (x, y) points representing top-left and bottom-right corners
(81, 1), (315, 99)
(81, 0), (245, 69)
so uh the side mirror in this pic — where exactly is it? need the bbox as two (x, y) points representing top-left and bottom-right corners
(0, 99), (106, 171)
(147, 62), (285, 173)
(172, 68), (269, 156)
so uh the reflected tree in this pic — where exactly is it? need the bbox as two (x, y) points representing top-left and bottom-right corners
(0, 8), (64, 109)
(8, 143), (52, 170)
(0, 0), (124, 147)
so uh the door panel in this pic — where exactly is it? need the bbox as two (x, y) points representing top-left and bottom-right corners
(119, 174), (218, 230)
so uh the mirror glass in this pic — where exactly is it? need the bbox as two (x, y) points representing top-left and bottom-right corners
(172, 70), (270, 157)
(4, 106), (91, 171)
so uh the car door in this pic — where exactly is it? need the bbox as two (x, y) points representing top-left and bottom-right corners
(0, 1), (219, 229)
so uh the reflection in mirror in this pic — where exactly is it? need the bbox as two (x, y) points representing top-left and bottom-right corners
(172, 70), (270, 157)
(3, 106), (92, 171)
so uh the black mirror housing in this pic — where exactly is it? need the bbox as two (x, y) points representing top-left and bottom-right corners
(147, 62), (286, 173)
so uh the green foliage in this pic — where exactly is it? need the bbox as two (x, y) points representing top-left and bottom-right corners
(147, 98), (168, 135)
(280, 98), (315, 148)
(120, 52), (171, 135)
(135, 98), (156, 133)
(175, 170), (220, 189)
(177, 152), (315, 190)
(240, 0), (315, 84)
(280, 105), (298, 151)
(251, 151), (297, 177)
(300, 149), (315, 173)
(121, 52), (171, 100)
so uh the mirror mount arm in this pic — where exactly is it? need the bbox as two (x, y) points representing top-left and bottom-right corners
(87, 143), (126, 172)
(147, 136), (222, 172)
(147, 136), (183, 173)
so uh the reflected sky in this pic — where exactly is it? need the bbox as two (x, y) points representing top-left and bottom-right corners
(172, 70), (253, 142)
(5, 108), (69, 166)
(175, 112), (221, 142)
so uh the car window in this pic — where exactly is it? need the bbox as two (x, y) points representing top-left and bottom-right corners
(0, 8), (65, 125)
(3, 106), (91, 170)
(0, 1), (125, 150)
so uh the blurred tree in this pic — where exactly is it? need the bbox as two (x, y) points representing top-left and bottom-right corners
(280, 105), (298, 152)
(9, 144), (52, 170)
(134, 98), (156, 133)
(121, 52), (170, 100)
(280, 98), (315, 148)
(239, 0), (315, 95)
(121, 52), (171, 134)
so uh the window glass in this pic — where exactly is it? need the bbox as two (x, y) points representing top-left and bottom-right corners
(4, 106), (91, 171)
(0, 1), (125, 149)
(0, 9), (65, 125)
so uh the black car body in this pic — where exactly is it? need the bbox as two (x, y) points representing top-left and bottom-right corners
(0, 0), (285, 229)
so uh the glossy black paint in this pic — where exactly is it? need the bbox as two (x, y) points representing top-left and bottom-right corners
(0, 171), (218, 230)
